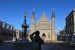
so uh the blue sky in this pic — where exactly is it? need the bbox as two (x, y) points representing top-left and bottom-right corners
(0, 0), (75, 32)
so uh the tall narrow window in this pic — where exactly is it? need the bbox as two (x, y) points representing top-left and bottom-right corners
(7, 25), (9, 29)
(48, 33), (50, 38)
(71, 18), (72, 24)
(42, 25), (45, 29)
(2, 22), (5, 28)
(6, 32), (7, 36)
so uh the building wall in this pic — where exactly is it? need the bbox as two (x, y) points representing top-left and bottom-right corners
(0, 25), (2, 36)
(36, 20), (51, 40)
(15, 30), (21, 40)
(31, 12), (56, 41)
(0, 20), (16, 41)
(1, 28), (15, 41)
(65, 9), (75, 42)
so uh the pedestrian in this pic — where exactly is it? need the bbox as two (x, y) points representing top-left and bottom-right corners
(30, 30), (44, 50)
(42, 33), (46, 41)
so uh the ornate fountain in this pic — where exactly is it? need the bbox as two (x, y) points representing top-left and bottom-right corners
(21, 11), (29, 42)
(12, 11), (31, 50)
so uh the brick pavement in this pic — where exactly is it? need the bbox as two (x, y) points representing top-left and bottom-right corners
(1, 41), (75, 50)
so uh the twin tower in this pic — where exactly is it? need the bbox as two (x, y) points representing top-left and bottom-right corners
(31, 8), (56, 41)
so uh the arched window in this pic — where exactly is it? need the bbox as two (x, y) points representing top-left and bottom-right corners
(42, 25), (45, 29)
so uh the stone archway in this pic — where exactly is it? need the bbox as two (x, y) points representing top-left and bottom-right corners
(42, 33), (46, 41)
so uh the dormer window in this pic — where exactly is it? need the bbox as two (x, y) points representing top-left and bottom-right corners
(7, 25), (9, 28)
(12, 25), (14, 30)
(11, 25), (12, 30)
(2, 22), (5, 28)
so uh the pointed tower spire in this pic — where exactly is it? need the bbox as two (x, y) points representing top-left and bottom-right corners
(31, 7), (36, 33)
(32, 7), (35, 17)
(51, 6), (55, 18)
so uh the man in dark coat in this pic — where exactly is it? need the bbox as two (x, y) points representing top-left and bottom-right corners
(30, 30), (44, 50)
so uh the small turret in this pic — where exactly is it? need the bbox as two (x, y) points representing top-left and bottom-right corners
(51, 6), (56, 40)
(51, 7), (55, 18)
(31, 7), (36, 33)
(32, 7), (35, 17)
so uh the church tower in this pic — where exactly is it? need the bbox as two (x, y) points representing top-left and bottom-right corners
(51, 8), (56, 40)
(31, 8), (36, 33)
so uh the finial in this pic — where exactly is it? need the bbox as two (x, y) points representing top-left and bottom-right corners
(53, 5), (54, 11)
(33, 7), (34, 11)
(24, 11), (27, 17)
(43, 10), (45, 14)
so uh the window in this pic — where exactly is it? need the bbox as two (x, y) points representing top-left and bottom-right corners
(7, 25), (9, 29)
(2, 31), (5, 35)
(2, 22), (5, 28)
(10, 33), (13, 36)
(11, 26), (12, 30)
(6, 32), (7, 36)
(42, 25), (45, 29)
(71, 18), (72, 24)
(69, 27), (70, 33)
(71, 26), (73, 32)
(48, 33), (50, 38)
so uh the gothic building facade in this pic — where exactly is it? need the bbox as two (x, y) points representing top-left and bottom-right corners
(30, 9), (56, 41)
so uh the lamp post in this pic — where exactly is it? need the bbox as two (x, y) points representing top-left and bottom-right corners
(21, 11), (29, 40)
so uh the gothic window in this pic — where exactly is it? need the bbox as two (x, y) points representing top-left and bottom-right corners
(42, 25), (45, 29)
